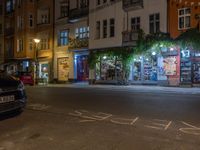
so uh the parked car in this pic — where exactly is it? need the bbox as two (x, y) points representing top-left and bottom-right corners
(0, 70), (27, 114)
(15, 71), (34, 86)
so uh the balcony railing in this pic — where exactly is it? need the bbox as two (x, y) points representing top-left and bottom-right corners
(122, 31), (138, 46)
(123, 0), (143, 11)
(69, 38), (88, 49)
(4, 28), (14, 36)
(68, 7), (89, 22)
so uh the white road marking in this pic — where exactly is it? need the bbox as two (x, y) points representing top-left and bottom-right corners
(179, 122), (200, 136)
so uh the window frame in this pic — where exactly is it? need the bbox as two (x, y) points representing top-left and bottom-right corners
(178, 8), (191, 30)
(58, 29), (69, 46)
(149, 13), (160, 34)
(110, 18), (115, 37)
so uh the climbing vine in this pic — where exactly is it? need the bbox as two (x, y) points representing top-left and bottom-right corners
(175, 28), (200, 50)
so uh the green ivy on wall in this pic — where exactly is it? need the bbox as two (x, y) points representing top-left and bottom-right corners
(175, 28), (200, 50)
(69, 37), (89, 49)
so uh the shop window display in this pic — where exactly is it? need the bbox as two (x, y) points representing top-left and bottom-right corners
(133, 56), (157, 82)
(143, 58), (157, 81)
(193, 62), (200, 83)
(192, 52), (200, 83)
(133, 62), (141, 81)
(180, 49), (192, 83)
(96, 56), (123, 81)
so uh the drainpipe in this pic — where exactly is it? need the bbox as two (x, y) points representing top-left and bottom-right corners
(51, 0), (55, 83)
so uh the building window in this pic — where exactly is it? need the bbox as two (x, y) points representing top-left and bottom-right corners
(17, 15), (23, 30)
(40, 39), (49, 50)
(0, 4), (3, 15)
(0, 24), (2, 34)
(17, 39), (23, 52)
(96, 0), (100, 5)
(103, 20), (107, 38)
(131, 17), (140, 31)
(178, 8), (191, 30)
(41, 14), (49, 24)
(58, 30), (69, 46)
(60, 1), (69, 18)
(6, 0), (14, 13)
(17, 0), (22, 8)
(29, 39), (33, 51)
(29, 14), (33, 27)
(75, 27), (89, 39)
(96, 21), (100, 39)
(149, 13), (160, 34)
(103, 0), (107, 3)
(110, 18), (115, 37)
(80, 0), (88, 8)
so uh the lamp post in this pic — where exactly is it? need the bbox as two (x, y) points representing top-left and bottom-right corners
(33, 38), (40, 85)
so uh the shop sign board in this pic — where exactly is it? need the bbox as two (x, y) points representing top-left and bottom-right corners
(58, 57), (69, 81)
(163, 56), (177, 76)
(161, 50), (178, 56)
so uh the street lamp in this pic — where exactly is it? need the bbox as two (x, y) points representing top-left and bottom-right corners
(33, 38), (40, 85)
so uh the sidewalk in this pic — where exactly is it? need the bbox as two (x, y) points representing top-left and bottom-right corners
(31, 82), (200, 95)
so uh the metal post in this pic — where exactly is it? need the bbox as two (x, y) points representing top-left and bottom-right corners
(34, 39), (40, 85)
(35, 44), (38, 85)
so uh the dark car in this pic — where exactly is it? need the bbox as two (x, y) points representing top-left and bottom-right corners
(0, 70), (27, 114)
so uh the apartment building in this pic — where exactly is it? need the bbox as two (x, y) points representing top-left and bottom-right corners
(0, 1), (4, 65)
(4, 0), (15, 72)
(1, 0), (36, 75)
(35, 0), (54, 82)
(54, 0), (89, 83)
(168, 0), (200, 86)
(68, 0), (89, 82)
(54, 0), (71, 82)
(168, 0), (200, 38)
(14, 0), (36, 72)
(89, 0), (168, 84)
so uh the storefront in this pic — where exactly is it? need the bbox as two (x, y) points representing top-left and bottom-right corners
(131, 53), (158, 84)
(38, 61), (49, 83)
(161, 47), (180, 86)
(130, 47), (181, 86)
(74, 51), (89, 82)
(57, 57), (70, 82)
(180, 49), (200, 86)
(95, 56), (123, 82)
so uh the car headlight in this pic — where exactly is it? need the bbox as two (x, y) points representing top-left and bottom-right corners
(18, 82), (25, 91)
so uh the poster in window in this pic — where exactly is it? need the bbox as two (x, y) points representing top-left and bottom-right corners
(58, 57), (69, 81)
(163, 56), (177, 76)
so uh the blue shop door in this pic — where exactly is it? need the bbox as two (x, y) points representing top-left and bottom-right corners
(77, 55), (89, 81)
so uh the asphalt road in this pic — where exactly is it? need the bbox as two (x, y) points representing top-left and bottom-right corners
(0, 85), (200, 150)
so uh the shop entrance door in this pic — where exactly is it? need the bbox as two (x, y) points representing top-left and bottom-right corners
(77, 55), (89, 81)
(39, 63), (49, 83)
(133, 62), (142, 81)
(192, 62), (200, 83)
